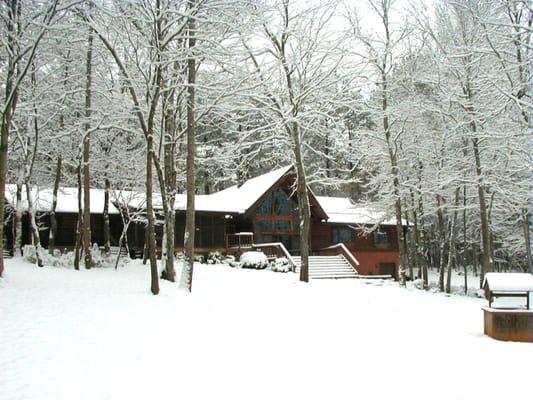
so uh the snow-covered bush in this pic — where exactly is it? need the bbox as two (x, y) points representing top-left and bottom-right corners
(44, 251), (74, 268)
(22, 245), (37, 263)
(239, 251), (269, 269)
(174, 252), (204, 264)
(206, 251), (224, 264)
(223, 254), (236, 265)
(413, 278), (426, 290)
(90, 244), (107, 267)
(271, 257), (291, 273)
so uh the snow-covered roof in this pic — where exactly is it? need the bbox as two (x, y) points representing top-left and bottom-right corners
(4, 167), (401, 226)
(483, 273), (533, 292)
(5, 184), (122, 214)
(316, 196), (398, 226)
(197, 165), (294, 214)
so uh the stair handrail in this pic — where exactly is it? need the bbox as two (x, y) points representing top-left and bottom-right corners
(318, 243), (359, 273)
(252, 242), (296, 271)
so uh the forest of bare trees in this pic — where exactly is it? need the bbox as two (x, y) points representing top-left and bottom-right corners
(0, 0), (531, 291)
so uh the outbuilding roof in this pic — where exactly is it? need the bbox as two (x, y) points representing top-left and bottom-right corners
(483, 273), (533, 292)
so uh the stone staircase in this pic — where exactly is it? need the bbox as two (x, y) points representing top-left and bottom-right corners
(292, 255), (358, 279)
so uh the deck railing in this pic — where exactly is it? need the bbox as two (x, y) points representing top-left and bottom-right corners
(316, 243), (360, 273)
(225, 232), (254, 252)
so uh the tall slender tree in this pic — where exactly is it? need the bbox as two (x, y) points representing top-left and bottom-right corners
(0, 0), (60, 276)
(181, 0), (198, 292)
(82, 7), (95, 269)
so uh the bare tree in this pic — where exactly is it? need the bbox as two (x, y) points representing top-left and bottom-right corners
(237, 0), (349, 282)
(82, 7), (94, 269)
(180, 0), (197, 292)
(0, 0), (60, 276)
(87, 3), (162, 294)
(345, 0), (410, 285)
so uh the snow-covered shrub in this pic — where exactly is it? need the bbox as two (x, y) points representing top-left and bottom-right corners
(22, 245), (37, 263)
(44, 251), (74, 268)
(174, 252), (203, 264)
(239, 251), (269, 269)
(223, 254), (236, 265)
(413, 278), (426, 290)
(271, 257), (291, 273)
(206, 251), (224, 264)
(90, 244), (107, 267)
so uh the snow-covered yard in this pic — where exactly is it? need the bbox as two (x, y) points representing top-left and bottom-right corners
(1, 258), (532, 400)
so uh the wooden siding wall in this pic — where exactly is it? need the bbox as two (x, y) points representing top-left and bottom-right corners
(311, 223), (332, 250)
(311, 223), (398, 252)
(311, 222), (400, 277)
(36, 213), (125, 250)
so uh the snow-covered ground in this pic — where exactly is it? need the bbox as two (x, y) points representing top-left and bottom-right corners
(1, 258), (532, 400)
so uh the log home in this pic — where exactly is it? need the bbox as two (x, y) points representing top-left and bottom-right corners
(4, 166), (404, 278)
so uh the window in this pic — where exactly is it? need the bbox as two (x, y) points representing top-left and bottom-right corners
(256, 195), (272, 215)
(274, 189), (290, 216)
(332, 226), (352, 244)
(275, 220), (291, 231)
(255, 219), (273, 231)
(373, 230), (389, 245)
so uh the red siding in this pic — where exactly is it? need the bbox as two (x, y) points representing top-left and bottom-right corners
(311, 221), (400, 278)
(352, 250), (400, 277)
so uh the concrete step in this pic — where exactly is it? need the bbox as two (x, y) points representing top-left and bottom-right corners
(293, 255), (358, 279)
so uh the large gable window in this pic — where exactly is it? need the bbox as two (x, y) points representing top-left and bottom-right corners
(274, 189), (291, 216)
(252, 188), (300, 252)
(254, 188), (297, 220)
(255, 194), (272, 216)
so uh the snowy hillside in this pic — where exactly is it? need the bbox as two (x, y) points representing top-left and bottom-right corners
(1, 259), (532, 400)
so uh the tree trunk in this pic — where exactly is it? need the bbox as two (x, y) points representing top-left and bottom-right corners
(0, 0), (58, 277)
(376, 2), (408, 285)
(146, 136), (160, 295)
(294, 144), (311, 283)
(48, 156), (62, 254)
(103, 177), (111, 254)
(436, 195), (446, 292)
(462, 184), (468, 294)
(82, 18), (94, 270)
(14, 183), (23, 257)
(25, 184), (44, 267)
(289, 121), (311, 283)
(522, 208), (531, 273)
(280, 125), (313, 284)
(0, 111), (9, 276)
(181, 0), (197, 292)
(445, 188), (460, 294)
(74, 164), (83, 270)
(471, 136), (493, 281)
(0, 0), (20, 277)
(160, 79), (177, 282)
